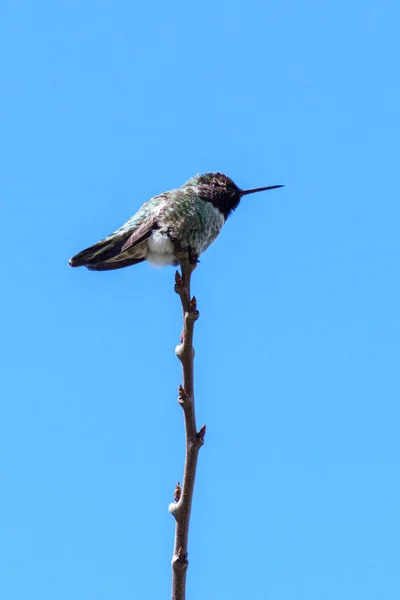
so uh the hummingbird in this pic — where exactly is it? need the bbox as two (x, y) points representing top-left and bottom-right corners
(69, 172), (283, 271)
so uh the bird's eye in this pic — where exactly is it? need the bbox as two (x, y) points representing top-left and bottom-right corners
(212, 178), (222, 188)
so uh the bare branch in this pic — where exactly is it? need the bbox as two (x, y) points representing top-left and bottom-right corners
(169, 257), (205, 600)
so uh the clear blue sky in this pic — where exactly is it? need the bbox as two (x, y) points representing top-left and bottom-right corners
(1, 1), (399, 598)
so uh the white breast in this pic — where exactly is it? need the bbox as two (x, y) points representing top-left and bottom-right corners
(146, 230), (176, 266)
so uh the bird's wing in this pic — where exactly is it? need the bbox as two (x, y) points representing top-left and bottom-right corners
(69, 193), (169, 269)
(119, 217), (158, 253)
(69, 215), (157, 268)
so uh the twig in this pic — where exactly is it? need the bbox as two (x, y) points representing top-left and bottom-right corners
(169, 257), (205, 600)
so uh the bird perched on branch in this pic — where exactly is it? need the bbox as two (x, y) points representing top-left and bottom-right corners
(69, 172), (283, 271)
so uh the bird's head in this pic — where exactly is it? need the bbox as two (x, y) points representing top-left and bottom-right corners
(184, 172), (283, 218)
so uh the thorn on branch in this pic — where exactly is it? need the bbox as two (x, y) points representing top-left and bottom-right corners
(174, 482), (181, 503)
(178, 385), (192, 407)
(186, 295), (199, 321)
(178, 385), (187, 400)
(175, 270), (183, 287)
(190, 296), (197, 312)
(197, 424), (206, 440)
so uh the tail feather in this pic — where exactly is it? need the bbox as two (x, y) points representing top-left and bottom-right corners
(87, 258), (145, 271)
(69, 238), (118, 267)
(69, 231), (146, 269)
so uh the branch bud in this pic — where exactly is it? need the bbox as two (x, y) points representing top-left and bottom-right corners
(174, 482), (181, 502)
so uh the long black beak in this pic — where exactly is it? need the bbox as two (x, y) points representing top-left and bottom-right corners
(241, 184), (284, 196)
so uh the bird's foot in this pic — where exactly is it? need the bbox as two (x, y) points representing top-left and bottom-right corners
(188, 247), (200, 265)
(174, 247), (199, 267)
